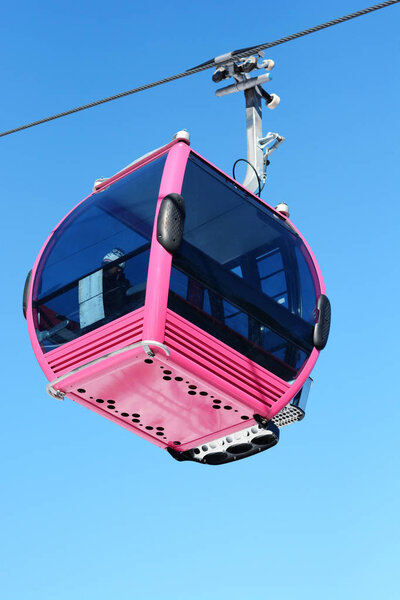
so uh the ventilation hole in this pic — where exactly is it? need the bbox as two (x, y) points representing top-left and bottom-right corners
(132, 413), (140, 417)
(202, 445), (208, 451)
(77, 388), (86, 393)
(204, 452), (228, 465)
(223, 405), (232, 410)
(95, 399), (104, 403)
(107, 400), (115, 404)
(253, 435), (276, 447)
(234, 410), (238, 412)
(213, 400), (221, 404)
(186, 381), (189, 384)
(210, 396), (214, 398)
(160, 366), (164, 369)
(107, 405), (115, 410)
(90, 396), (93, 399)
(199, 391), (208, 396)
(144, 359), (153, 364)
(227, 443), (252, 455)
(163, 376), (172, 381)
(241, 415), (249, 420)
(156, 432), (164, 436)
(173, 441), (181, 445)
(194, 448), (200, 455)
(156, 427), (164, 431)
(188, 391), (196, 395)
(145, 426), (153, 430)
(175, 376), (183, 381)
(164, 370), (172, 375)
(115, 411), (118, 413)
(188, 385), (197, 390)
(121, 413), (129, 417)
(132, 419), (140, 423)
(212, 405), (221, 410)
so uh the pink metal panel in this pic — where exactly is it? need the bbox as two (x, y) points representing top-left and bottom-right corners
(49, 307), (315, 451)
(47, 308), (145, 376)
(142, 141), (191, 341)
(164, 309), (289, 408)
(51, 347), (270, 452)
(164, 308), (313, 421)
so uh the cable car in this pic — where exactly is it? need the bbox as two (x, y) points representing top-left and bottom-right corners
(23, 56), (330, 465)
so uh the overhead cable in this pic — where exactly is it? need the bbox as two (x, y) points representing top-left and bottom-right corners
(193, 0), (400, 68)
(1, 0), (399, 138)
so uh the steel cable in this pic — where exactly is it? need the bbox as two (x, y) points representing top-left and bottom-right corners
(1, 0), (399, 138)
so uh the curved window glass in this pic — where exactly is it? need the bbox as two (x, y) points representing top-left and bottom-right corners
(33, 154), (167, 352)
(168, 153), (319, 381)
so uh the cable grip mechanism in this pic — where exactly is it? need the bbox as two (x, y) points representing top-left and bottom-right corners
(212, 53), (284, 195)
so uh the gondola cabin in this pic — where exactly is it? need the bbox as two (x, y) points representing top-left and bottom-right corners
(24, 132), (330, 465)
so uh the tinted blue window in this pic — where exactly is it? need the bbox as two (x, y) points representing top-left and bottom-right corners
(33, 154), (167, 352)
(295, 246), (318, 325)
(168, 154), (318, 380)
(257, 248), (284, 278)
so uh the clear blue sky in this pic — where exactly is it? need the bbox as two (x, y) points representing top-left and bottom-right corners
(1, 2), (399, 599)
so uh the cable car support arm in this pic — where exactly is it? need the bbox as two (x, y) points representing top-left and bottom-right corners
(213, 53), (284, 194)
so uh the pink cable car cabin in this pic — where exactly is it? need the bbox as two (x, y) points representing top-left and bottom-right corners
(24, 133), (330, 465)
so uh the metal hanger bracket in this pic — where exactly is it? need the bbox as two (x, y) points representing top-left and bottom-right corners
(213, 54), (284, 194)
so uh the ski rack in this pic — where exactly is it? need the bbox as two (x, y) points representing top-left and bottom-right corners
(213, 52), (285, 194)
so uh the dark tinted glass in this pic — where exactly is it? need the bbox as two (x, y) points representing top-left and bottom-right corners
(33, 154), (166, 352)
(168, 154), (318, 380)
